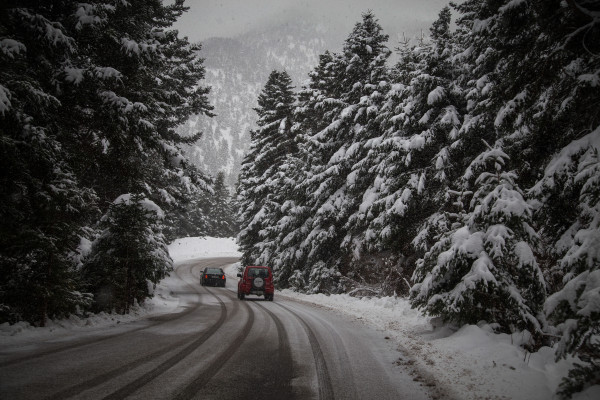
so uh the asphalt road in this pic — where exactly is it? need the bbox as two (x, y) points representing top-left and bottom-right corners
(0, 258), (434, 399)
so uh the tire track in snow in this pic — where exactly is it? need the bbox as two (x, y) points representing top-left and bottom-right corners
(172, 292), (255, 400)
(254, 301), (295, 391)
(39, 261), (228, 400)
(282, 301), (358, 400)
(100, 286), (230, 400)
(275, 302), (335, 400)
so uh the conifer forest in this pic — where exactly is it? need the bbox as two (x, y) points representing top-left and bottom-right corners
(1, 1), (599, 397)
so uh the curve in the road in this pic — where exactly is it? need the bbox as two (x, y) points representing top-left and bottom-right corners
(0, 261), (208, 368)
(40, 262), (230, 400)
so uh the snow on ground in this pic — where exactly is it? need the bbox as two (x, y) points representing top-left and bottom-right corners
(168, 236), (241, 262)
(274, 289), (599, 400)
(2, 236), (598, 400)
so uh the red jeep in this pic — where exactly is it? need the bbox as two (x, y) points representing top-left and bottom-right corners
(237, 266), (274, 301)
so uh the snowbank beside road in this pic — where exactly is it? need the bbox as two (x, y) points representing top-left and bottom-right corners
(276, 290), (599, 400)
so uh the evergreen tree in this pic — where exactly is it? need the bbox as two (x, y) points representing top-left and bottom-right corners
(411, 144), (546, 336)
(0, 0), (214, 323)
(445, 0), (599, 395)
(61, 0), (214, 211)
(83, 194), (171, 313)
(0, 1), (96, 325)
(539, 128), (600, 398)
(260, 51), (344, 288)
(237, 70), (296, 270)
(343, 7), (464, 295)
(297, 11), (390, 293)
(209, 171), (238, 237)
(66, 0), (215, 310)
(163, 175), (213, 241)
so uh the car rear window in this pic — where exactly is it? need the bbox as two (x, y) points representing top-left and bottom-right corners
(248, 268), (269, 278)
(206, 268), (223, 274)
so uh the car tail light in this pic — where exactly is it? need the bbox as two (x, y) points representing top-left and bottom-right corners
(204, 275), (208, 279)
(222, 275), (225, 279)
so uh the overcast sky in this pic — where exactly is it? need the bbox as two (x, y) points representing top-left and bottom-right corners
(173, 0), (450, 44)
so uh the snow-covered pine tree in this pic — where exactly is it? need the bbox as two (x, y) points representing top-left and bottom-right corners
(264, 51), (346, 288)
(244, 50), (348, 288)
(62, 0), (214, 214)
(0, 1), (96, 325)
(343, 7), (464, 295)
(532, 3), (600, 396)
(83, 194), (171, 313)
(65, 0), (215, 309)
(390, 32), (420, 86)
(540, 126), (600, 398)
(163, 175), (214, 240)
(1, 0), (214, 323)
(446, 1), (599, 396)
(442, 0), (524, 179)
(209, 171), (238, 237)
(295, 11), (390, 293)
(237, 70), (296, 270)
(411, 143), (546, 336)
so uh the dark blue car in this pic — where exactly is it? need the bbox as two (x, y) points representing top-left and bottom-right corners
(201, 267), (226, 287)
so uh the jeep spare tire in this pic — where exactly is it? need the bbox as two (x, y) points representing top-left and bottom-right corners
(253, 277), (264, 288)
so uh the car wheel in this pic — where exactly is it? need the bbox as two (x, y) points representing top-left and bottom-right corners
(240, 293), (245, 300)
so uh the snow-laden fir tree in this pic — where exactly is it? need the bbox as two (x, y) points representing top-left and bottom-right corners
(446, 1), (599, 396)
(62, 0), (214, 216)
(295, 11), (390, 293)
(246, 51), (347, 288)
(540, 127), (600, 398)
(208, 171), (238, 237)
(342, 7), (464, 295)
(83, 194), (171, 313)
(265, 51), (346, 289)
(0, 1), (96, 325)
(533, 2), (600, 393)
(411, 143), (546, 336)
(237, 70), (296, 271)
(163, 175), (214, 240)
(66, 0), (215, 311)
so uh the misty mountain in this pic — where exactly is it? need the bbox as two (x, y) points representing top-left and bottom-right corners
(178, 20), (342, 188)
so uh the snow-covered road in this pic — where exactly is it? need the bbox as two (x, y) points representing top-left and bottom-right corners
(0, 257), (435, 399)
(2, 237), (597, 399)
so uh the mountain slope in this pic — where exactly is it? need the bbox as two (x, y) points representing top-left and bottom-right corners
(179, 21), (339, 188)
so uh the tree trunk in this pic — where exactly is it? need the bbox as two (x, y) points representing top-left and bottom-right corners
(40, 257), (52, 327)
(40, 300), (47, 327)
(125, 247), (130, 314)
